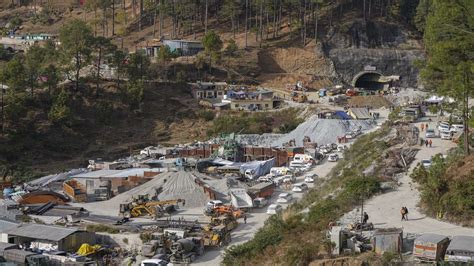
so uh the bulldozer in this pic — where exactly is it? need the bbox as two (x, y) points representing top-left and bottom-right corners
(119, 198), (184, 219)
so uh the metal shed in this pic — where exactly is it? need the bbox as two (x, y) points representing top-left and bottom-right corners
(445, 235), (474, 263)
(372, 228), (403, 255)
(5, 224), (95, 252)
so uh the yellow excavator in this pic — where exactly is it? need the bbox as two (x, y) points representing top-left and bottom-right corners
(119, 198), (185, 218)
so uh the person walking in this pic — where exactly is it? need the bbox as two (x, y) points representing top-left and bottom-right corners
(425, 123), (429, 130)
(400, 207), (407, 221)
(429, 139), (433, 147)
(421, 123), (424, 132)
(425, 139), (429, 147)
(363, 212), (369, 224)
(404, 207), (409, 221)
(243, 214), (247, 224)
(420, 137), (424, 146)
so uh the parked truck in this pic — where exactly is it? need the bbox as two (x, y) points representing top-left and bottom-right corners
(229, 188), (253, 209)
(169, 238), (204, 264)
(248, 182), (275, 199)
(413, 234), (450, 262)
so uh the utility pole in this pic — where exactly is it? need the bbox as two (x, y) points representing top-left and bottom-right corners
(205, 0), (208, 34)
(1, 84), (5, 135)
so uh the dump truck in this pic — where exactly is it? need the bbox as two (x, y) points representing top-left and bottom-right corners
(413, 233), (450, 262)
(248, 182), (275, 199)
(208, 215), (238, 231)
(229, 188), (253, 210)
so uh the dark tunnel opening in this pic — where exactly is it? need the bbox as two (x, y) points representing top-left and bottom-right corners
(353, 72), (386, 90)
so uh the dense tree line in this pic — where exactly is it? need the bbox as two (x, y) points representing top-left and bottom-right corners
(0, 19), (150, 136)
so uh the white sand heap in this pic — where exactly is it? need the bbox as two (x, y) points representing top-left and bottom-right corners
(272, 117), (375, 147)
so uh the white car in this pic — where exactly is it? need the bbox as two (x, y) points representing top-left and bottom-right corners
(328, 154), (339, 162)
(440, 131), (452, 140)
(425, 129), (437, 138)
(141, 259), (168, 266)
(337, 145), (347, 152)
(276, 193), (293, 204)
(292, 183), (309, 193)
(422, 159), (432, 168)
(258, 174), (274, 182)
(282, 175), (296, 183)
(438, 124), (450, 133)
(304, 174), (317, 183)
(266, 204), (283, 215)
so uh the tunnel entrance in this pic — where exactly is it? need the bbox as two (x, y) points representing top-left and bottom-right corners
(352, 71), (387, 90)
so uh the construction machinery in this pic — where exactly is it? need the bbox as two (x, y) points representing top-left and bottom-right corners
(169, 238), (204, 264)
(207, 215), (238, 231)
(204, 205), (244, 218)
(202, 224), (232, 247)
(119, 198), (184, 218)
(291, 91), (308, 103)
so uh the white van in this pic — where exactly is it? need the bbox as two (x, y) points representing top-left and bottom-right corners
(270, 167), (290, 176)
(289, 161), (311, 169)
(293, 154), (314, 164)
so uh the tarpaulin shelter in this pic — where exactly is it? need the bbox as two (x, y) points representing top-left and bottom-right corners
(239, 158), (275, 178)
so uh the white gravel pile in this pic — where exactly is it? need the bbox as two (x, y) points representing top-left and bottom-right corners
(271, 117), (375, 147)
(72, 171), (210, 215)
(236, 133), (283, 146)
(156, 171), (209, 208)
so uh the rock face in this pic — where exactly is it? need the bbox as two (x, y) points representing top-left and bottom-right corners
(328, 48), (425, 87)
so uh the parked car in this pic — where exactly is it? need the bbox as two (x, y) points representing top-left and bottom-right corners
(292, 183), (308, 193)
(258, 174), (274, 183)
(266, 204), (283, 215)
(337, 145), (347, 152)
(282, 175), (296, 183)
(141, 259), (168, 266)
(438, 124), (450, 133)
(425, 129), (437, 138)
(422, 159), (432, 168)
(440, 131), (452, 140)
(206, 200), (223, 209)
(304, 174), (317, 183)
(328, 154), (339, 162)
(450, 124), (464, 133)
(276, 193), (293, 204)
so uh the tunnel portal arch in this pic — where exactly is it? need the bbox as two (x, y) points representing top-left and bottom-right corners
(352, 71), (386, 90)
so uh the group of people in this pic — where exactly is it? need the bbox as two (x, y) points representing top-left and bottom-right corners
(421, 138), (433, 147)
(420, 123), (430, 131)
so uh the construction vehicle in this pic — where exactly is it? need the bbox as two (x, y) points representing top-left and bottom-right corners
(169, 238), (204, 264)
(202, 224), (232, 247)
(119, 199), (184, 218)
(204, 205), (244, 218)
(208, 215), (238, 231)
(291, 91), (308, 103)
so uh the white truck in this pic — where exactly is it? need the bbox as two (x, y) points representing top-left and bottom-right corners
(229, 188), (253, 209)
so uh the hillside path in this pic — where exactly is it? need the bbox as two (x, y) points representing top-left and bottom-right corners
(358, 119), (474, 237)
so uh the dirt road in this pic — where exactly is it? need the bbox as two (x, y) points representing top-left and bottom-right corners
(351, 119), (474, 237)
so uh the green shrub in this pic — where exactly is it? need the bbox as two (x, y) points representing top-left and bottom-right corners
(197, 109), (215, 121)
(86, 224), (119, 234)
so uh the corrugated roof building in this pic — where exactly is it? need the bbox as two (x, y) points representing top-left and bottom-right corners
(5, 224), (95, 252)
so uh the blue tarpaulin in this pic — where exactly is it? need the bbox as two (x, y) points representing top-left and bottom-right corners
(334, 111), (352, 120)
